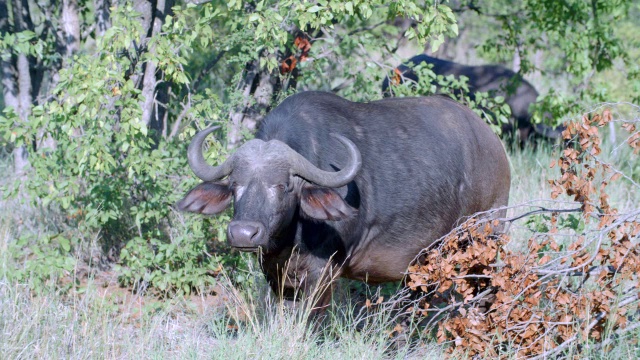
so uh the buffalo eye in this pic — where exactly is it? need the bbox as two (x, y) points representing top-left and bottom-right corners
(275, 183), (291, 193)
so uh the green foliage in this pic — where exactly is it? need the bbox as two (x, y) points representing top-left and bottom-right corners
(477, 0), (630, 75)
(470, 0), (638, 125)
(385, 62), (511, 134)
(6, 13), (154, 227)
(525, 213), (585, 234)
(0, 6), (231, 294)
(150, 0), (458, 97)
(590, 2), (640, 104)
(5, 233), (77, 293)
(117, 235), (221, 296)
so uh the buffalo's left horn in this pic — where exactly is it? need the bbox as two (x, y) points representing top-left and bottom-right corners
(288, 134), (362, 188)
(187, 126), (234, 181)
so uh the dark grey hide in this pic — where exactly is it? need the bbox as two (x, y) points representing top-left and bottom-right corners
(382, 54), (565, 142)
(178, 91), (511, 311)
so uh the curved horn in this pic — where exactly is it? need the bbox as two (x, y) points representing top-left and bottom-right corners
(186, 126), (234, 181)
(289, 134), (362, 188)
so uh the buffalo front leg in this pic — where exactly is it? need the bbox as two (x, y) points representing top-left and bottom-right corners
(303, 262), (341, 317)
(262, 250), (341, 318)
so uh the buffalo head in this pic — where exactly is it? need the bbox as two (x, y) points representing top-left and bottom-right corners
(177, 127), (361, 252)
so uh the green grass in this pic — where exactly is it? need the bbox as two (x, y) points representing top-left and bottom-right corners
(0, 249), (438, 359)
(1, 119), (639, 359)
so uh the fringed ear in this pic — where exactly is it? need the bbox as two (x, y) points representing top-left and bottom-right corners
(176, 182), (232, 215)
(300, 185), (356, 221)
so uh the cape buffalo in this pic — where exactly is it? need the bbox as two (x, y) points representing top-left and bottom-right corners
(382, 54), (564, 143)
(177, 91), (510, 312)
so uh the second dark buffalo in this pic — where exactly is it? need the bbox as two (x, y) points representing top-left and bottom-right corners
(382, 54), (564, 142)
(177, 91), (511, 313)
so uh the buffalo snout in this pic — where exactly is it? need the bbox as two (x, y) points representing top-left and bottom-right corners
(227, 221), (266, 249)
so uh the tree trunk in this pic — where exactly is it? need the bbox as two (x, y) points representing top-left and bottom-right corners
(139, 0), (173, 140)
(512, 48), (521, 73)
(227, 60), (259, 149)
(35, 0), (66, 103)
(34, 0), (80, 153)
(133, 0), (153, 41)
(227, 69), (279, 149)
(530, 48), (543, 87)
(14, 53), (32, 175)
(1, 0), (22, 173)
(227, 52), (283, 149)
(129, 0), (152, 90)
(0, 59), (18, 110)
(238, 69), (275, 140)
(61, 0), (80, 57)
(95, 0), (111, 37)
(10, 0), (34, 175)
(0, 0), (18, 109)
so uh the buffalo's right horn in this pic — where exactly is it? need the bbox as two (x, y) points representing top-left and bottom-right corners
(287, 133), (362, 188)
(186, 126), (234, 181)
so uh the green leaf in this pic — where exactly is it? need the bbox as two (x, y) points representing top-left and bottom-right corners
(59, 237), (71, 252)
(431, 34), (445, 53)
(345, 2), (353, 14)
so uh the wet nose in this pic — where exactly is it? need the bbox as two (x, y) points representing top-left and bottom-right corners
(227, 221), (264, 248)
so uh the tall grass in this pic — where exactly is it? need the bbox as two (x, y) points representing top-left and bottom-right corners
(0, 233), (438, 359)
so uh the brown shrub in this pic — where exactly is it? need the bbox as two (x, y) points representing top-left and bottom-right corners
(405, 107), (640, 358)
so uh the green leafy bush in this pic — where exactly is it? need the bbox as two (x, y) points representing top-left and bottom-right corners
(118, 236), (218, 296)
(0, 7), (231, 294)
(5, 233), (77, 293)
